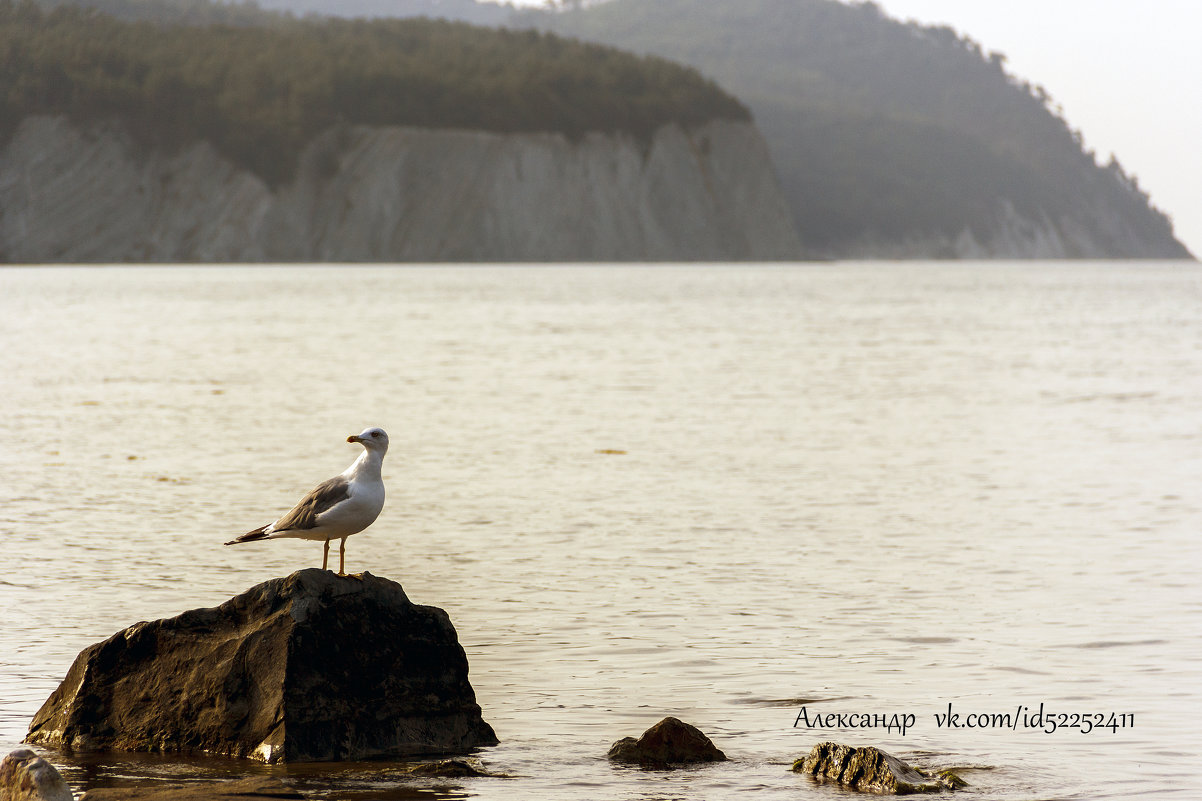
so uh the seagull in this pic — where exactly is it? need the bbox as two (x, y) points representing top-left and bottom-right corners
(225, 427), (388, 575)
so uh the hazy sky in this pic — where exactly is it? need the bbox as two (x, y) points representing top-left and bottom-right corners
(501, 0), (1201, 257)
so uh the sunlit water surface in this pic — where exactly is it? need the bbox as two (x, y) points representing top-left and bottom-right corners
(1, 263), (1200, 800)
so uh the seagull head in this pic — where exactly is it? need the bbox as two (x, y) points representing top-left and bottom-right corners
(348, 427), (389, 454)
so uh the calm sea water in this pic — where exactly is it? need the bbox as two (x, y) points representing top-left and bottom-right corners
(1, 263), (1200, 800)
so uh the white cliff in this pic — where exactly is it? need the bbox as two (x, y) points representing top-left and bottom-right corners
(0, 115), (801, 263)
(831, 199), (1191, 260)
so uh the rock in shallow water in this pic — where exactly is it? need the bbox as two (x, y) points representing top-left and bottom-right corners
(794, 741), (963, 794)
(24, 569), (497, 763)
(404, 758), (504, 778)
(607, 717), (727, 765)
(0, 749), (74, 801)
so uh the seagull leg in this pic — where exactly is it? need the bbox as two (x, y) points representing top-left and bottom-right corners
(322, 539), (330, 571)
(339, 537), (347, 576)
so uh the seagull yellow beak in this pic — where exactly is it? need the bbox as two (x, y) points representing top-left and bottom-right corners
(347, 435), (361, 443)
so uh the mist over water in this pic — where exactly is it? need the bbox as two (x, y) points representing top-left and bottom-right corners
(2, 263), (1200, 799)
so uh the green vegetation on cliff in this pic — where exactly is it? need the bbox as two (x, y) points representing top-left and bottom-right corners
(529, 0), (1186, 257)
(0, 0), (748, 184)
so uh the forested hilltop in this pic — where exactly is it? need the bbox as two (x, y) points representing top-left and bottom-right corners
(524, 0), (1189, 258)
(17, 0), (278, 23)
(0, 1), (748, 185)
(23, 0), (512, 24)
(249, 0), (514, 24)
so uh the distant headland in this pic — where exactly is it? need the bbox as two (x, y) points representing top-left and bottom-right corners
(0, 0), (1190, 261)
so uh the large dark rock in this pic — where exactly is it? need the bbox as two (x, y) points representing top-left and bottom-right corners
(607, 717), (727, 766)
(24, 570), (497, 763)
(0, 749), (73, 801)
(794, 742), (964, 794)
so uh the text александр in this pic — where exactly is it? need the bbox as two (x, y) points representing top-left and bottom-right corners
(794, 703), (1134, 736)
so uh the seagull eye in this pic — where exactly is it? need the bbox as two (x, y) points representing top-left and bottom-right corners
(371, 431), (380, 438)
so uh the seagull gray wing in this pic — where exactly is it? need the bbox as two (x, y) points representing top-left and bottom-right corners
(272, 475), (352, 533)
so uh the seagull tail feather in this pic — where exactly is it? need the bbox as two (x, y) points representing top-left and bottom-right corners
(225, 525), (270, 546)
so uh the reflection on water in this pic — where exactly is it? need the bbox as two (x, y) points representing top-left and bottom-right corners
(1, 263), (1201, 799)
(48, 751), (474, 800)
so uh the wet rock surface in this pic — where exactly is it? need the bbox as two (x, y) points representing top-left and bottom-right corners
(24, 569), (497, 763)
(0, 749), (74, 801)
(794, 741), (964, 794)
(607, 717), (727, 766)
(404, 758), (503, 778)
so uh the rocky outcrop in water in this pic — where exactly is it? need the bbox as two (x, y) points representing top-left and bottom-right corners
(404, 758), (503, 778)
(0, 749), (73, 801)
(23, 569), (497, 763)
(607, 717), (727, 765)
(0, 115), (801, 263)
(794, 742), (965, 794)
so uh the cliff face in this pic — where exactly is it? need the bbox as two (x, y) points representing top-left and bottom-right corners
(835, 200), (1190, 260)
(0, 115), (801, 263)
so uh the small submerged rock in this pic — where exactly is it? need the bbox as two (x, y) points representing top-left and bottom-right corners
(405, 758), (502, 778)
(24, 569), (497, 763)
(0, 749), (74, 801)
(794, 742), (965, 794)
(607, 717), (727, 766)
(934, 769), (969, 789)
